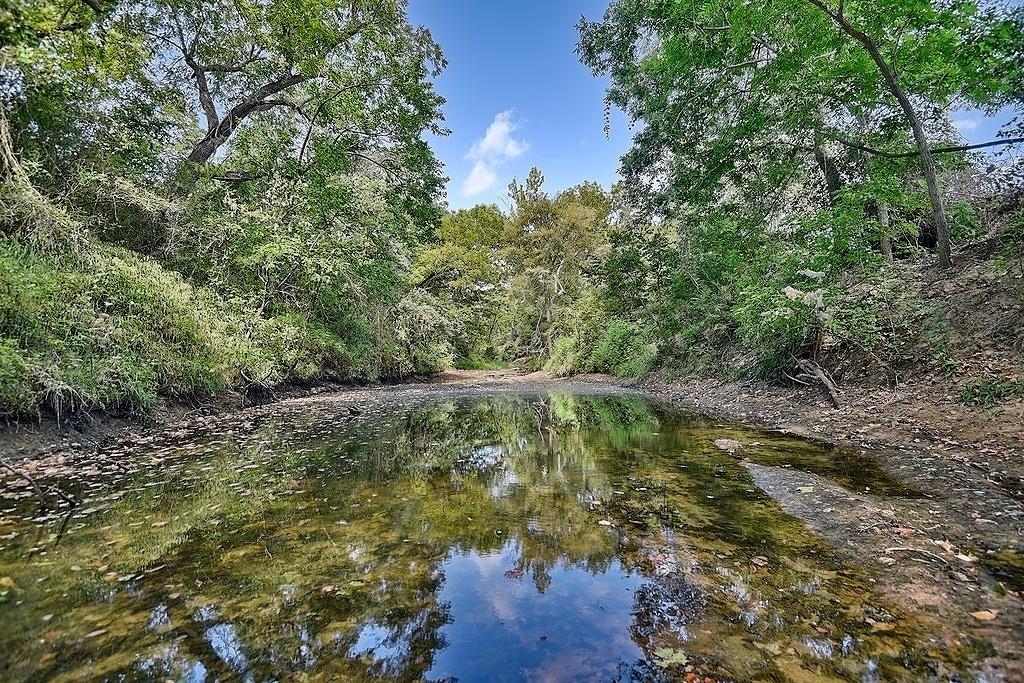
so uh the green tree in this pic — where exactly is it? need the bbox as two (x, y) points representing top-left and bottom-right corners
(128, 0), (446, 169)
(412, 204), (507, 359)
(577, 0), (1024, 267)
(0, 0), (454, 416)
(503, 169), (611, 358)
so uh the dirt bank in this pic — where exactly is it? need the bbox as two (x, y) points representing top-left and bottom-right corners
(0, 377), (429, 464)
(626, 371), (1024, 547)
(609, 371), (1024, 677)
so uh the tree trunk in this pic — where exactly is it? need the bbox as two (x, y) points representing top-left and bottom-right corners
(901, 108), (951, 267)
(187, 135), (224, 164)
(814, 144), (843, 205)
(187, 72), (308, 163)
(808, 0), (952, 268)
(878, 202), (893, 263)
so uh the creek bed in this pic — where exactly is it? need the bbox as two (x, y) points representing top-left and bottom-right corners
(0, 385), (999, 681)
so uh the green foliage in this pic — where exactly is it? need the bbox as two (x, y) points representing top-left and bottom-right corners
(999, 211), (1024, 279)
(378, 289), (458, 378)
(824, 271), (930, 371)
(577, 0), (1023, 380)
(589, 319), (658, 378)
(0, 0), (456, 417)
(544, 336), (583, 377)
(0, 236), (283, 417)
(958, 377), (1024, 409)
(419, 171), (614, 374)
(577, 0), (1021, 219)
(0, 339), (33, 412)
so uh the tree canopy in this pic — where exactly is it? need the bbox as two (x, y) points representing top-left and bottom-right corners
(1, 0), (457, 416)
(577, 0), (1024, 266)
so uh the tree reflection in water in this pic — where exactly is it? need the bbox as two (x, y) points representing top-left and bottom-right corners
(0, 389), (980, 681)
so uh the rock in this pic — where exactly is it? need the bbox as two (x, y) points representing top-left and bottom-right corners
(714, 438), (742, 454)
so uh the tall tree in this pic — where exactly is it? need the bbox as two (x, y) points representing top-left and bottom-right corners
(577, 0), (1024, 267)
(504, 170), (611, 355)
(131, 0), (447, 173)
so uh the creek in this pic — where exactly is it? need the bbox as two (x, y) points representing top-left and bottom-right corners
(0, 385), (992, 681)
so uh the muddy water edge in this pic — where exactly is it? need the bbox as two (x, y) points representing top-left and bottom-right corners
(0, 380), (1021, 681)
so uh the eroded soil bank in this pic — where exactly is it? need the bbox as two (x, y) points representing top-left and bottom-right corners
(1, 369), (1022, 678)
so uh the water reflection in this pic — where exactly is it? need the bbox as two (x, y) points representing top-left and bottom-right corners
(0, 389), (979, 681)
(204, 621), (252, 680)
(428, 542), (646, 681)
(137, 644), (207, 682)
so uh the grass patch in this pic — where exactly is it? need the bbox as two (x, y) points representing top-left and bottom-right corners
(0, 237), (292, 418)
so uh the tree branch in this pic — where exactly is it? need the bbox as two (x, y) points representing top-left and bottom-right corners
(184, 12), (375, 163)
(212, 169), (265, 182)
(833, 135), (1024, 158)
(187, 71), (311, 162)
(805, 0), (954, 266)
(184, 54), (219, 130)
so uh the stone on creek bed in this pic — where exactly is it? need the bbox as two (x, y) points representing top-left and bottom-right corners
(713, 438), (743, 453)
(743, 461), (1024, 671)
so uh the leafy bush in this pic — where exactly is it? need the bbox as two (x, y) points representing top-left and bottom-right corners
(544, 336), (582, 376)
(378, 290), (458, 378)
(0, 339), (34, 414)
(454, 357), (508, 371)
(589, 319), (657, 378)
(729, 278), (822, 376)
(0, 236), (273, 416)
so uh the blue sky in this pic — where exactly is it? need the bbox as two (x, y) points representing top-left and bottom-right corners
(409, 1), (1015, 211)
(408, 1), (630, 210)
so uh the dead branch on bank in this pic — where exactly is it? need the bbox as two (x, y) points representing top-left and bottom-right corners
(793, 358), (843, 409)
(0, 458), (77, 513)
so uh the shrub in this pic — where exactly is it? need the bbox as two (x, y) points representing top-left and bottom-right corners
(589, 318), (657, 378)
(544, 336), (582, 376)
(0, 339), (33, 414)
(823, 270), (929, 375)
(0, 236), (283, 416)
(378, 289), (457, 378)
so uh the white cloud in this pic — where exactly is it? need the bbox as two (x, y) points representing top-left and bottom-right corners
(461, 110), (528, 196)
(461, 160), (498, 196)
(954, 117), (980, 132)
(468, 110), (529, 160)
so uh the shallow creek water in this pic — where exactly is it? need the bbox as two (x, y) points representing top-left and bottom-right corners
(0, 386), (993, 681)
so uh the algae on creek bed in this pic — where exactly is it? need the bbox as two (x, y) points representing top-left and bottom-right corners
(0, 389), (995, 681)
